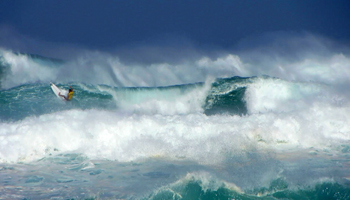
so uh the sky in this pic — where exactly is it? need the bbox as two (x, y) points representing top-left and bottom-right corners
(1, 0), (350, 59)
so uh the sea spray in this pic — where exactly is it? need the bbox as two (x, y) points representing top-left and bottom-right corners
(1, 47), (350, 199)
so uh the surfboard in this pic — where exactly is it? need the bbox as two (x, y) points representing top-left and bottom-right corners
(50, 82), (67, 101)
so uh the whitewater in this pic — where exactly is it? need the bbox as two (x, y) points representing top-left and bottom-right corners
(1, 43), (350, 199)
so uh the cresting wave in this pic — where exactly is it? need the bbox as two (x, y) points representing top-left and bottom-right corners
(0, 48), (245, 89)
(1, 75), (350, 164)
(1, 49), (350, 164)
(1, 45), (350, 199)
(147, 172), (350, 200)
(2, 45), (350, 89)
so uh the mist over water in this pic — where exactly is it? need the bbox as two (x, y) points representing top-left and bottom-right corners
(2, 32), (350, 88)
(1, 33), (350, 199)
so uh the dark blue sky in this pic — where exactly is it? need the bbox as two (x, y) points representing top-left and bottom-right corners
(1, 0), (350, 52)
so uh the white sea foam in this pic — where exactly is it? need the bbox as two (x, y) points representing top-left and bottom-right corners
(2, 34), (350, 165)
(244, 77), (328, 114)
(1, 94), (350, 164)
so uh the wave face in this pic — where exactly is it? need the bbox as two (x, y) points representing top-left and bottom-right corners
(1, 48), (350, 199)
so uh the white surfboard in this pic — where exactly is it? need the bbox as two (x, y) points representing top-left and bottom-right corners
(50, 82), (67, 101)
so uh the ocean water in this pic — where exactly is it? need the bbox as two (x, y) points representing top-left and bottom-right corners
(1, 48), (350, 199)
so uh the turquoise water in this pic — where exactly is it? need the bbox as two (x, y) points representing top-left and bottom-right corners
(0, 77), (248, 121)
(1, 50), (350, 199)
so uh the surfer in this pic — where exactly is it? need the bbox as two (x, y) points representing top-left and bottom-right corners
(59, 86), (74, 101)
